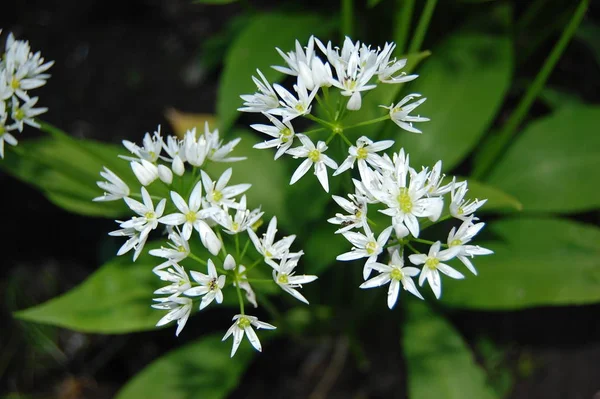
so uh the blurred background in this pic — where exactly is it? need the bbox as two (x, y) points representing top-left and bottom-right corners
(1, 0), (599, 398)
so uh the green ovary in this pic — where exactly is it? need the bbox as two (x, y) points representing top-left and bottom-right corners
(145, 211), (155, 219)
(308, 149), (320, 162)
(277, 274), (289, 284)
(185, 211), (197, 223)
(450, 239), (462, 247)
(14, 109), (25, 121)
(10, 77), (19, 90)
(280, 127), (292, 142)
(365, 241), (377, 255)
(397, 188), (413, 213)
(390, 268), (404, 281)
(356, 147), (369, 160)
(425, 258), (440, 270)
(238, 316), (251, 329)
(294, 104), (305, 112)
(212, 190), (223, 202)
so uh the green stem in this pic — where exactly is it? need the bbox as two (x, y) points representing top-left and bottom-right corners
(394, 0), (416, 55)
(341, 0), (354, 38)
(302, 127), (327, 136)
(305, 113), (337, 129)
(235, 277), (245, 315)
(240, 239), (251, 261)
(315, 94), (334, 121)
(405, 241), (421, 254)
(338, 132), (353, 146)
(235, 234), (240, 257)
(188, 252), (208, 266)
(344, 115), (390, 131)
(407, 0), (437, 54)
(473, 0), (589, 180)
(246, 278), (274, 283)
(411, 237), (447, 248)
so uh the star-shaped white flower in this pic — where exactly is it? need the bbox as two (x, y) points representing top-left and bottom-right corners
(251, 113), (297, 159)
(447, 216), (493, 275)
(334, 136), (394, 176)
(121, 187), (166, 241)
(153, 261), (191, 296)
(381, 93), (429, 133)
(409, 241), (462, 299)
(337, 225), (393, 279)
(222, 314), (276, 357)
(246, 216), (298, 268)
(93, 167), (130, 202)
(201, 168), (251, 209)
(152, 295), (193, 336)
(272, 252), (317, 304)
(360, 249), (423, 309)
(450, 182), (487, 221)
(327, 194), (368, 234)
(269, 79), (318, 121)
(239, 69), (280, 113)
(286, 134), (338, 192)
(184, 259), (226, 310)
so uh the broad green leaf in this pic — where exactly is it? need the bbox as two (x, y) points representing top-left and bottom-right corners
(538, 86), (583, 110)
(217, 12), (336, 132)
(204, 129), (291, 228)
(487, 106), (600, 213)
(0, 137), (132, 218)
(441, 217), (600, 309)
(404, 301), (498, 399)
(458, 178), (522, 212)
(395, 30), (512, 171)
(13, 248), (163, 334)
(115, 334), (255, 399)
(303, 224), (348, 275)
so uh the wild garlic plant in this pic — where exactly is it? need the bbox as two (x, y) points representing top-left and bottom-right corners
(94, 123), (317, 357)
(241, 36), (493, 308)
(0, 30), (53, 158)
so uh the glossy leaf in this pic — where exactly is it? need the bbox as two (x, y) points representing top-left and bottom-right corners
(487, 106), (600, 213)
(0, 137), (133, 218)
(217, 12), (336, 132)
(115, 334), (255, 399)
(441, 217), (600, 309)
(395, 30), (512, 171)
(456, 177), (522, 212)
(404, 301), (498, 399)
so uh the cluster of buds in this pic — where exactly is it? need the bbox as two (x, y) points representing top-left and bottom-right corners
(95, 124), (316, 357)
(0, 31), (53, 158)
(240, 36), (492, 305)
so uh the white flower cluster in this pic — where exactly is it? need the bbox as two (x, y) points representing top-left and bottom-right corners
(0, 31), (53, 158)
(332, 151), (493, 305)
(240, 36), (429, 192)
(95, 124), (316, 357)
(241, 36), (493, 307)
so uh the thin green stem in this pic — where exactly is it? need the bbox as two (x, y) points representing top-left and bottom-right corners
(235, 276), (245, 315)
(338, 132), (353, 146)
(240, 239), (251, 261)
(216, 230), (228, 259)
(235, 234), (240, 257)
(341, 0), (354, 38)
(325, 132), (337, 145)
(188, 252), (208, 266)
(315, 94), (334, 120)
(394, 0), (416, 54)
(473, 0), (589, 180)
(302, 127), (327, 136)
(245, 257), (264, 273)
(411, 237), (447, 248)
(246, 278), (274, 283)
(408, 0), (437, 54)
(405, 241), (421, 254)
(344, 115), (390, 131)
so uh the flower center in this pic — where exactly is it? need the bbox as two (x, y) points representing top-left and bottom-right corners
(308, 149), (320, 162)
(294, 103), (305, 112)
(397, 188), (413, 213)
(10, 77), (19, 90)
(277, 274), (289, 284)
(390, 268), (403, 280)
(365, 241), (378, 255)
(238, 316), (251, 329)
(208, 278), (218, 291)
(177, 245), (187, 253)
(280, 127), (292, 143)
(212, 190), (223, 202)
(185, 211), (197, 223)
(231, 222), (240, 231)
(450, 239), (462, 247)
(457, 207), (464, 215)
(356, 147), (369, 160)
(14, 108), (25, 121)
(265, 250), (273, 258)
(425, 258), (440, 270)
(145, 211), (155, 220)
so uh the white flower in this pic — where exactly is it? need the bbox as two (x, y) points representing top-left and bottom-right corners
(239, 69), (280, 113)
(381, 94), (429, 133)
(203, 122), (246, 163)
(161, 135), (186, 176)
(0, 101), (17, 158)
(201, 168), (251, 209)
(152, 295), (192, 336)
(184, 259), (226, 310)
(424, 161), (453, 196)
(447, 216), (493, 275)
(375, 43), (418, 84)
(286, 134), (338, 192)
(130, 159), (159, 186)
(121, 187), (166, 241)
(272, 252), (317, 304)
(251, 113), (297, 159)
(214, 195), (264, 235)
(182, 127), (209, 167)
(157, 164), (173, 185)
(337, 225), (393, 279)
(450, 182), (487, 220)
(223, 255), (258, 308)
(272, 36), (317, 78)
(158, 181), (221, 254)
(409, 241), (462, 299)
(149, 228), (190, 262)
(330, 48), (377, 110)
(93, 167), (130, 201)
(11, 96), (47, 131)
(334, 136), (394, 176)
(269, 79), (317, 121)
(222, 314), (276, 357)
(109, 226), (147, 261)
(122, 127), (163, 163)
(153, 262), (191, 296)
(246, 216), (298, 268)
(327, 194), (368, 233)
(359, 249), (423, 309)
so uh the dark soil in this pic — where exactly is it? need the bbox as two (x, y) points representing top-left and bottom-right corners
(1, 0), (599, 398)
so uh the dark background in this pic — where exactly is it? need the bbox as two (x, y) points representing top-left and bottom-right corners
(1, 0), (599, 398)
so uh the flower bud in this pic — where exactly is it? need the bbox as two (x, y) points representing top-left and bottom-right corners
(158, 164), (173, 185)
(131, 159), (159, 186)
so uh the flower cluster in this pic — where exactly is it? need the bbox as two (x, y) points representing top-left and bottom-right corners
(0, 31), (53, 158)
(240, 35), (428, 192)
(95, 124), (316, 356)
(241, 36), (493, 306)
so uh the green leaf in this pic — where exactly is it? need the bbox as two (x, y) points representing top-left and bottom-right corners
(576, 21), (600, 68)
(115, 334), (255, 399)
(204, 129), (291, 228)
(441, 217), (600, 309)
(0, 137), (134, 218)
(404, 301), (498, 399)
(217, 12), (336, 132)
(395, 30), (513, 171)
(367, 0), (383, 7)
(487, 106), (600, 213)
(13, 248), (163, 334)
(304, 223), (348, 275)
(458, 178), (522, 212)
